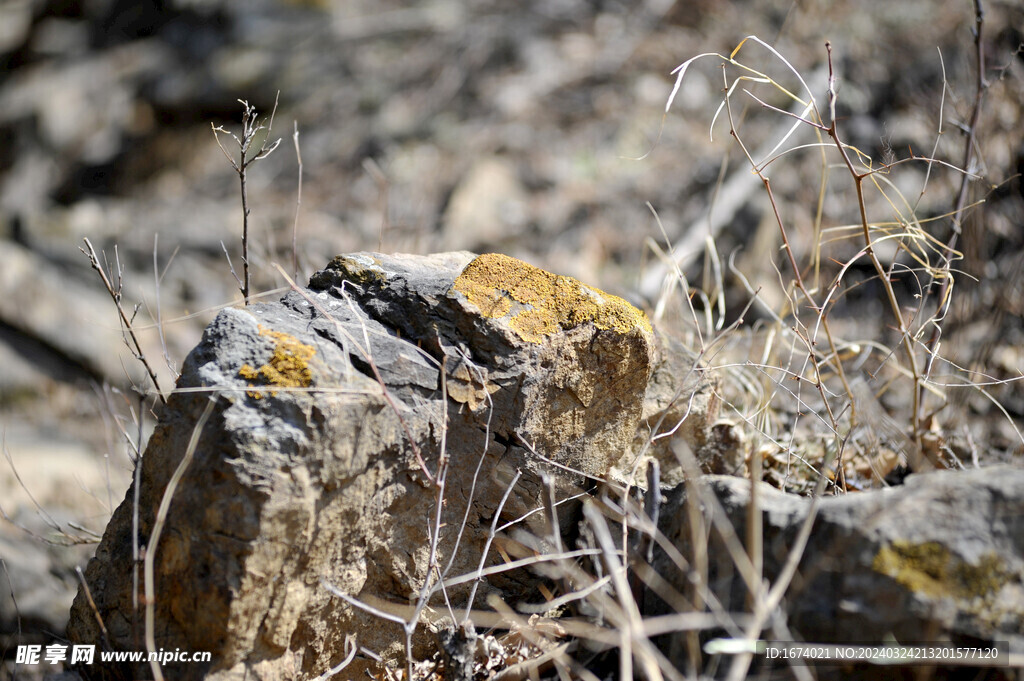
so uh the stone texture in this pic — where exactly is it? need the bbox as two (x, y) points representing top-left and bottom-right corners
(67, 252), (666, 680)
(310, 251), (657, 476)
(630, 330), (730, 485)
(648, 466), (1024, 670)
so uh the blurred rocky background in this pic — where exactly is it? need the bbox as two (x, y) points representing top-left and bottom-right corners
(1, 0), (1022, 669)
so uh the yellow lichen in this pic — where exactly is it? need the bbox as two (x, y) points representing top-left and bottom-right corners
(238, 327), (316, 398)
(452, 253), (652, 343)
(329, 254), (386, 284)
(872, 540), (1011, 600)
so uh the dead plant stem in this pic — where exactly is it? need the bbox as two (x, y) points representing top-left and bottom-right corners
(920, 0), (989, 425)
(465, 469), (522, 620)
(211, 94), (281, 305)
(144, 397), (215, 681)
(721, 68), (850, 479)
(292, 120), (303, 279)
(824, 42), (922, 444)
(81, 239), (167, 405)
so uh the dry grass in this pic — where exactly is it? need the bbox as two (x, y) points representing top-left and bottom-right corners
(382, 22), (1022, 681)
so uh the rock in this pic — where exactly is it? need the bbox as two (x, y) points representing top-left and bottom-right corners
(314, 251), (655, 475)
(441, 159), (529, 252)
(0, 241), (105, 386)
(67, 252), (671, 680)
(629, 331), (731, 485)
(648, 466), (1024, 671)
(0, 40), (168, 168)
(0, 0), (35, 54)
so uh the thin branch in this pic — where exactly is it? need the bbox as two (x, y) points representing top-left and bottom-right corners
(465, 469), (523, 620)
(291, 120), (303, 279)
(80, 238), (166, 405)
(919, 0), (991, 425)
(211, 94), (281, 305)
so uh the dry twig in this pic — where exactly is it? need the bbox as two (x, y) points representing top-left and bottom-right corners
(211, 94), (282, 305)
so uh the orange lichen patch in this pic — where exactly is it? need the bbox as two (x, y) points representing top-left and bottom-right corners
(452, 253), (652, 343)
(238, 326), (316, 398)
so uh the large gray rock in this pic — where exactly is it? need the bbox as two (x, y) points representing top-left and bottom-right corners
(649, 466), (1024, 671)
(66, 252), (681, 680)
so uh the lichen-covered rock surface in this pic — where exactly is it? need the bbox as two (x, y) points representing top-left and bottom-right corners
(310, 251), (656, 475)
(649, 466), (1024, 670)
(67, 252), (688, 680)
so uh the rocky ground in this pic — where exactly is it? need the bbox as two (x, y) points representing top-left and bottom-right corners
(1, 0), (1022, 678)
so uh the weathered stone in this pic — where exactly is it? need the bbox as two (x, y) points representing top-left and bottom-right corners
(441, 158), (529, 252)
(67, 252), (659, 680)
(311, 251), (655, 476)
(628, 331), (729, 485)
(648, 466), (1024, 670)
